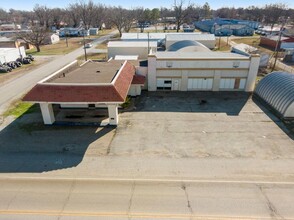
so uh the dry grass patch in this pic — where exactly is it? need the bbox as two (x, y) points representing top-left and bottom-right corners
(27, 37), (93, 56)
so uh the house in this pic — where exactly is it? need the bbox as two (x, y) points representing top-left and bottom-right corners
(0, 37), (34, 50)
(0, 23), (21, 31)
(89, 28), (99, 35)
(108, 41), (157, 59)
(22, 60), (145, 125)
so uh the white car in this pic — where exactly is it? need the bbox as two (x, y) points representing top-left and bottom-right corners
(84, 43), (92, 48)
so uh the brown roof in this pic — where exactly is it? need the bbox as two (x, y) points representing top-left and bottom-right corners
(132, 74), (146, 85)
(23, 61), (136, 103)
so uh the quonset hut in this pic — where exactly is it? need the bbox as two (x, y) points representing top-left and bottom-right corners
(254, 72), (294, 119)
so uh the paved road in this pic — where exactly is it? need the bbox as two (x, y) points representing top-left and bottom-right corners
(0, 178), (293, 220)
(0, 32), (116, 114)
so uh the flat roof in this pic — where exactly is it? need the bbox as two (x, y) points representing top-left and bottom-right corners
(154, 51), (249, 59)
(115, 55), (139, 60)
(108, 41), (158, 48)
(121, 33), (167, 40)
(166, 33), (216, 41)
(48, 60), (124, 84)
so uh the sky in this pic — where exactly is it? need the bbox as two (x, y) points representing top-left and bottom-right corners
(1, 0), (292, 11)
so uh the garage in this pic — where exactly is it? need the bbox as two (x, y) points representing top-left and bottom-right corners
(220, 78), (246, 90)
(188, 78), (213, 90)
(157, 78), (181, 91)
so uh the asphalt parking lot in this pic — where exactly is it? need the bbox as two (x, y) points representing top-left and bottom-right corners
(0, 91), (293, 178)
(110, 91), (294, 159)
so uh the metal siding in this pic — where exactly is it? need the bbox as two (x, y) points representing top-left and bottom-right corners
(254, 72), (294, 118)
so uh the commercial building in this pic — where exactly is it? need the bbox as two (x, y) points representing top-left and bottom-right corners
(195, 18), (258, 36)
(147, 51), (260, 92)
(23, 60), (145, 125)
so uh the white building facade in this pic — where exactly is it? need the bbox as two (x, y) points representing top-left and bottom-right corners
(147, 52), (260, 92)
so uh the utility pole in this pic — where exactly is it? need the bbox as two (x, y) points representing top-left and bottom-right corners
(83, 29), (87, 61)
(271, 18), (286, 71)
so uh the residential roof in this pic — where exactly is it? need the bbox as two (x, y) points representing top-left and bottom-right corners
(154, 51), (249, 59)
(166, 33), (215, 41)
(23, 61), (136, 103)
(108, 41), (157, 48)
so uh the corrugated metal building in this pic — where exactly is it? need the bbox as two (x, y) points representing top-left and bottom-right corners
(165, 33), (216, 49)
(254, 72), (294, 119)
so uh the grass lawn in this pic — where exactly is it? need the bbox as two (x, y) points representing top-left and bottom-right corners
(95, 41), (108, 49)
(3, 102), (38, 118)
(77, 53), (107, 62)
(214, 37), (231, 51)
(26, 37), (93, 56)
(232, 37), (261, 47)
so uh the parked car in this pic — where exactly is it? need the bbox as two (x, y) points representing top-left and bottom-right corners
(84, 43), (92, 48)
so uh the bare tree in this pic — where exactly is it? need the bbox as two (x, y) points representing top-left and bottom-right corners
(92, 4), (105, 28)
(263, 3), (288, 31)
(66, 4), (80, 28)
(123, 9), (136, 33)
(110, 6), (126, 37)
(33, 4), (51, 28)
(173, 0), (195, 32)
(0, 8), (9, 23)
(70, 0), (96, 29)
(50, 8), (65, 29)
(16, 26), (49, 52)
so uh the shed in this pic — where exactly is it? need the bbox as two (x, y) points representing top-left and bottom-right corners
(165, 33), (215, 49)
(108, 41), (157, 59)
(254, 72), (294, 119)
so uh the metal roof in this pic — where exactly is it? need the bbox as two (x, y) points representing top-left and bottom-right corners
(167, 40), (210, 52)
(166, 33), (215, 41)
(254, 72), (294, 118)
(108, 41), (157, 48)
(121, 33), (167, 40)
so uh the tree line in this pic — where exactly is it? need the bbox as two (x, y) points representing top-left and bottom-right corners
(0, 1), (292, 52)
